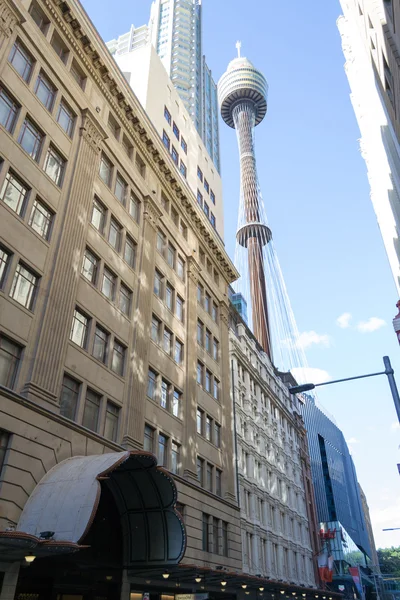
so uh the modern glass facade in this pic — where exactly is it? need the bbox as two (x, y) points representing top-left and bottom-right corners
(299, 395), (371, 558)
(106, 0), (221, 172)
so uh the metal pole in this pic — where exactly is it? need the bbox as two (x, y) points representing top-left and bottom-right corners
(383, 356), (400, 423)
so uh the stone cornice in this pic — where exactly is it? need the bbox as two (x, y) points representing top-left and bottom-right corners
(0, 0), (25, 38)
(37, 0), (238, 284)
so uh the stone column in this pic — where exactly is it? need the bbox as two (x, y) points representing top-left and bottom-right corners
(252, 530), (259, 573)
(0, 562), (19, 600)
(219, 301), (237, 502)
(23, 110), (106, 407)
(182, 257), (201, 483)
(0, 0), (25, 53)
(122, 197), (162, 449)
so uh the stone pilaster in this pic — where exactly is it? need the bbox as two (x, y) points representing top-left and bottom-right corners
(182, 256), (201, 483)
(122, 196), (162, 449)
(0, 562), (19, 600)
(23, 110), (106, 406)
(0, 0), (25, 51)
(220, 301), (237, 502)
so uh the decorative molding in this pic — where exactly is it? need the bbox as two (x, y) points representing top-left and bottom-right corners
(219, 301), (230, 326)
(143, 195), (163, 230)
(80, 109), (107, 153)
(0, 0), (25, 39)
(187, 256), (201, 284)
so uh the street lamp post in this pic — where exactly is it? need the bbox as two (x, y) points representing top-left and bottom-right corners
(288, 356), (400, 424)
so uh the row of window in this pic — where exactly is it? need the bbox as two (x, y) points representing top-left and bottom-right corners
(197, 166), (215, 205)
(198, 246), (220, 287)
(197, 360), (220, 400)
(196, 408), (221, 448)
(90, 197), (138, 269)
(197, 456), (222, 497)
(0, 333), (23, 389)
(144, 424), (181, 475)
(156, 229), (185, 278)
(197, 319), (219, 361)
(147, 368), (182, 420)
(0, 170), (54, 241)
(197, 283), (219, 322)
(197, 189), (216, 229)
(153, 269), (185, 321)
(202, 513), (228, 556)
(70, 307), (127, 376)
(162, 129), (187, 178)
(160, 193), (188, 240)
(99, 154), (142, 222)
(82, 245), (133, 312)
(151, 314), (184, 365)
(164, 106), (187, 153)
(0, 248), (39, 312)
(60, 374), (120, 440)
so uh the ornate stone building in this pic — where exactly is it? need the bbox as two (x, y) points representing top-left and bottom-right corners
(229, 307), (318, 588)
(0, 0), (243, 596)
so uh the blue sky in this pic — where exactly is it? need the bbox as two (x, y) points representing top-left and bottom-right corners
(81, 0), (400, 550)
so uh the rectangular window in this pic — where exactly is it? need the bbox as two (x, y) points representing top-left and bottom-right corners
(108, 113), (120, 140)
(165, 282), (174, 311)
(197, 456), (204, 486)
(10, 262), (38, 310)
(212, 302), (218, 323)
(0, 86), (19, 133)
(29, 2), (49, 33)
(205, 329), (212, 353)
(213, 378), (220, 400)
(144, 424), (154, 452)
(163, 328), (172, 356)
(176, 295), (184, 321)
(115, 174), (127, 204)
(70, 308), (89, 348)
(216, 469), (222, 497)
(59, 374), (79, 420)
(197, 320), (204, 346)
(171, 146), (178, 166)
(204, 202), (209, 218)
(197, 361), (203, 386)
(213, 339), (219, 362)
(179, 220), (188, 239)
(82, 388), (101, 432)
(124, 236), (136, 269)
(181, 136), (187, 154)
(173, 122), (180, 140)
(157, 230), (166, 256)
(82, 248), (98, 284)
(197, 166), (203, 182)
(210, 190), (215, 205)
(35, 71), (56, 111)
(28, 199), (53, 240)
(9, 40), (33, 82)
(205, 370), (212, 393)
(51, 31), (68, 64)
(18, 118), (43, 161)
(44, 146), (65, 186)
(197, 408), (203, 434)
(167, 243), (176, 269)
(102, 267), (116, 300)
(0, 335), (22, 389)
(0, 430), (9, 475)
(171, 441), (180, 474)
(154, 269), (164, 299)
(162, 130), (170, 151)
(160, 379), (169, 409)
(0, 247), (11, 288)
(91, 198), (106, 234)
(197, 189), (203, 207)
(172, 389), (181, 418)
(135, 153), (146, 178)
(92, 326), (108, 363)
(214, 423), (221, 448)
(57, 100), (75, 137)
(164, 105), (171, 125)
(213, 517), (219, 554)
(206, 416), (212, 441)
(174, 339), (183, 364)
(158, 433), (168, 467)
(210, 213), (216, 228)
(119, 284), (132, 316)
(206, 463), (213, 492)
(104, 401), (120, 442)
(129, 193), (140, 223)
(108, 219), (121, 251)
(177, 256), (184, 280)
(179, 160), (187, 178)
(197, 283), (203, 305)
(111, 340), (125, 376)
(147, 369), (157, 399)
(122, 134), (133, 158)
(99, 154), (112, 186)
(204, 179), (209, 194)
(222, 521), (228, 557)
(204, 291), (211, 313)
(202, 513), (209, 551)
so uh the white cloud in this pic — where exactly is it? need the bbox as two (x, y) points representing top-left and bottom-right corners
(296, 330), (331, 349)
(357, 317), (386, 333)
(390, 421), (400, 431)
(346, 437), (360, 445)
(336, 312), (352, 328)
(291, 367), (332, 385)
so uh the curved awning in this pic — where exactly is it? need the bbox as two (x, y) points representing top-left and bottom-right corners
(0, 451), (186, 566)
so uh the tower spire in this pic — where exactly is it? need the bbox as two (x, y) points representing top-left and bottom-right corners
(236, 40), (241, 58)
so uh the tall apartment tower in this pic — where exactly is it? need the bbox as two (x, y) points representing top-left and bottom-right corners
(337, 1), (400, 305)
(107, 0), (220, 172)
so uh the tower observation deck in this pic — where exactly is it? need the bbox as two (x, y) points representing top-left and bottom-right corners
(218, 45), (273, 357)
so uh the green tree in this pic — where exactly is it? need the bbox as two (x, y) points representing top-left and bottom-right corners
(377, 546), (400, 576)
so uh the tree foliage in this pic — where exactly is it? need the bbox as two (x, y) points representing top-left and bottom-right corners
(377, 546), (400, 576)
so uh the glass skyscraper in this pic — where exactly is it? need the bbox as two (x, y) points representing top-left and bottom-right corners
(107, 0), (220, 172)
